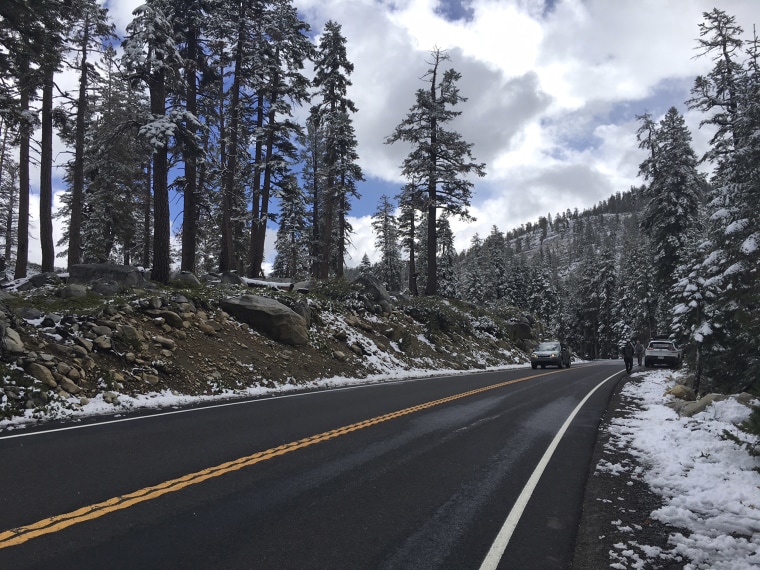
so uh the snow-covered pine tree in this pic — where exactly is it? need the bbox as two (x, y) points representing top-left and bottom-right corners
(481, 226), (508, 302)
(247, 0), (313, 278)
(52, 0), (115, 266)
(60, 46), (151, 264)
(371, 195), (403, 292)
(272, 174), (309, 279)
(436, 214), (457, 298)
(386, 48), (485, 295)
(689, 9), (760, 390)
(396, 180), (423, 296)
(0, 124), (18, 264)
(122, 0), (186, 282)
(311, 20), (363, 279)
(636, 107), (704, 302)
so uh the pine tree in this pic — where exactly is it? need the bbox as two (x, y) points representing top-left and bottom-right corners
(311, 20), (362, 279)
(636, 107), (704, 300)
(689, 9), (760, 390)
(386, 48), (485, 295)
(55, 0), (115, 267)
(481, 226), (508, 302)
(272, 174), (309, 279)
(434, 214), (457, 298)
(396, 180), (423, 296)
(122, 0), (186, 283)
(247, 0), (312, 278)
(371, 195), (402, 292)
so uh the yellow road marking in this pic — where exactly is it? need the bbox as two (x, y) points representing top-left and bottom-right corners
(0, 372), (557, 548)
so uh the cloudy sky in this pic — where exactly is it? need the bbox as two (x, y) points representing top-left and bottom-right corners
(26, 0), (760, 269)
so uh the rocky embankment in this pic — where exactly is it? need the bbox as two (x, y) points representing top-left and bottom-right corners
(1, 264), (536, 423)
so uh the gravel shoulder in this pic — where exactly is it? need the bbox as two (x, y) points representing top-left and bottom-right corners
(572, 375), (690, 570)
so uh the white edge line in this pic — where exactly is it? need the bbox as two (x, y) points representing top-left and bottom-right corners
(478, 371), (622, 570)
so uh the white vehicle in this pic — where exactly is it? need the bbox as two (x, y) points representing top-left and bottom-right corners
(644, 339), (682, 368)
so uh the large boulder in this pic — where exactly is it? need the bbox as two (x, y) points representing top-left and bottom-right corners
(69, 264), (145, 289)
(221, 295), (308, 346)
(353, 275), (391, 304)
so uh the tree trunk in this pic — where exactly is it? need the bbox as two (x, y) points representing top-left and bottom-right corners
(0, 122), (12, 263)
(40, 63), (55, 272)
(14, 60), (31, 279)
(251, 89), (277, 278)
(336, 176), (346, 278)
(142, 160), (152, 268)
(424, 61), (439, 296)
(68, 18), (89, 268)
(408, 213), (419, 297)
(151, 74), (171, 284)
(181, 30), (198, 273)
(220, 11), (246, 273)
(248, 91), (265, 277)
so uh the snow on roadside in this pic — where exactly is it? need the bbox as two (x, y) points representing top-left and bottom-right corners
(606, 369), (760, 570)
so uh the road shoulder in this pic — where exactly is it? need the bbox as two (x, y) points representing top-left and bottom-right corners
(571, 373), (689, 570)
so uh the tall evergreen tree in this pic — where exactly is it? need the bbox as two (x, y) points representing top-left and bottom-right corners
(272, 174), (309, 279)
(689, 9), (760, 390)
(371, 195), (402, 291)
(386, 48), (485, 295)
(310, 20), (362, 278)
(636, 107), (704, 299)
(248, 0), (312, 278)
(122, 0), (187, 282)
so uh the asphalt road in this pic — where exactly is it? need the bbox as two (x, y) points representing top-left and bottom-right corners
(0, 361), (626, 569)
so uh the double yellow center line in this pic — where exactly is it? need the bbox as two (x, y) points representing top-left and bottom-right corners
(0, 373), (547, 548)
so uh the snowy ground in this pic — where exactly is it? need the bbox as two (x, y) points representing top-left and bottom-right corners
(2, 365), (758, 568)
(599, 369), (760, 570)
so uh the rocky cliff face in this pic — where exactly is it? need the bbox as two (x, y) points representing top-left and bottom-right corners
(0, 273), (536, 425)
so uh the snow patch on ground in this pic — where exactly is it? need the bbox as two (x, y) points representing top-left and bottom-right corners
(605, 369), (760, 569)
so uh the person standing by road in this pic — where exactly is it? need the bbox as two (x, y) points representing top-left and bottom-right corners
(634, 339), (644, 366)
(621, 340), (634, 374)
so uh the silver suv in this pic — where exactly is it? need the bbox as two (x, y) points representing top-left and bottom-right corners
(531, 341), (571, 369)
(644, 339), (682, 368)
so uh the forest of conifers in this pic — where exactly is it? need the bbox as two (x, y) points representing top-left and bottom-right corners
(0, 4), (758, 393)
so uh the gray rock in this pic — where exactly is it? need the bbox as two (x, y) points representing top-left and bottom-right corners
(221, 295), (308, 346)
(353, 275), (392, 304)
(153, 336), (176, 350)
(291, 300), (312, 328)
(26, 363), (57, 387)
(16, 307), (44, 320)
(91, 325), (112, 337)
(60, 377), (81, 394)
(93, 336), (112, 351)
(91, 281), (122, 296)
(3, 327), (25, 353)
(175, 272), (202, 287)
(58, 284), (88, 298)
(29, 272), (61, 288)
(75, 336), (93, 352)
(145, 309), (184, 329)
(69, 264), (145, 288)
(143, 373), (160, 386)
(221, 271), (245, 285)
(506, 319), (534, 341)
(117, 325), (145, 345)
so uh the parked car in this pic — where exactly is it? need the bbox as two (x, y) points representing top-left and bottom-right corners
(644, 339), (682, 368)
(531, 341), (571, 369)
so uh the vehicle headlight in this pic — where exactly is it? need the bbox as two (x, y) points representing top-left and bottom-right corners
(531, 352), (538, 358)
(551, 353), (557, 357)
